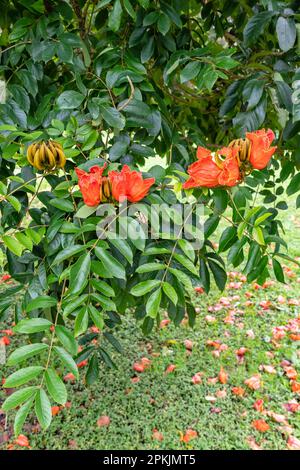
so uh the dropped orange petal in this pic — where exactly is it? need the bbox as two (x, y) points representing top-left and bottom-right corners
(64, 373), (76, 382)
(51, 406), (60, 416)
(152, 429), (164, 441)
(181, 428), (198, 443)
(291, 381), (300, 393)
(215, 389), (227, 399)
(165, 364), (176, 374)
(246, 436), (262, 450)
(140, 357), (151, 368)
(192, 373), (202, 385)
(184, 340), (193, 350)
(15, 434), (30, 447)
(252, 419), (270, 432)
(244, 374), (261, 390)
(133, 362), (144, 373)
(232, 387), (245, 397)
(97, 415), (110, 427)
(287, 435), (300, 450)
(253, 399), (264, 412)
(218, 367), (228, 384)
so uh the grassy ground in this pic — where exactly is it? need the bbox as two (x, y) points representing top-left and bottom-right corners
(0, 200), (299, 450)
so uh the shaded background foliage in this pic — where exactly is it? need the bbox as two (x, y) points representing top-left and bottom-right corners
(0, 0), (300, 432)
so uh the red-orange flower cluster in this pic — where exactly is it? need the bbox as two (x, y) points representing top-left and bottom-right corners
(183, 128), (276, 190)
(75, 164), (155, 207)
(183, 146), (240, 189)
(109, 165), (155, 203)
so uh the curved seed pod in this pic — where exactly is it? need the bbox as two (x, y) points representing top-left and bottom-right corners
(33, 149), (45, 171)
(27, 143), (36, 166)
(54, 147), (66, 168)
(52, 140), (63, 151)
(44, 146), (56, 169)
(38, 142), (47, 168)
(47, 140), (58, 159)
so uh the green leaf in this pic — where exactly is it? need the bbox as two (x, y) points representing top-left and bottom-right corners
(7, 195), (22, 212)
(2, 387), (37, 412)
(94, 246), (126, 279)
(173, 253), (198, 276)
(286, 173), (300, 196)
(74, 307), (89, 337)
(169, 267), (193, 292)
(123, 0), (136, 20)
(208, 260), (227, 291)
(157, 12), (171, 35)
(53, 346), (79, 379)
(272, 258), (285, 283)
(7, 343), (48, 366)
(180, 61), (201, 83)
(146, 288), (161, 318)
(3, 235), (23, 257)
(88, 305), (104, 330)
(14, 318), (52, 334)
(109, 238), (133, 264)
(35, 389), (52, 430)
(136, 263), (166, 274)
(57, 90), (85, 109)
(218, 226), (237, 253)
(90, 292), (117, 311)
(108, 0), (123, 32)
(243, 11), (275, 46)
(45, 368), (67, 405)
(4, 366), (44, 388)
(55, 325), (78, 356)
(75, 205), (98, 218)
(130, 280), (161, 296)
(62, 294), (89, 317)
(243, 79), (265, 110)
(50, 198), (74, 212)
(99, 105), (126, 130)
(85, 354), (99, 386)
(90, 279), (115, 297)
(69, 253), (91, 295)
(276, 16), (296, 52)
(15, 232), (33, 251)
(14, 396), (35, 436)
(25, 295), (57, 313)
(162, 282), (178, 305)
(52, 245), (86, 266)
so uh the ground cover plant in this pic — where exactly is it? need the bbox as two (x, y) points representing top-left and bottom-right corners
(0, 200), (299, 450)
(0, 0), (299, 446)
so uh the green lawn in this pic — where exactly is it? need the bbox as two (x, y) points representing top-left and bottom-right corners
(0, 200), (299, 450)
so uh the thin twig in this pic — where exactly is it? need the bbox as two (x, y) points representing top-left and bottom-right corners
(117, 76), (135, 112)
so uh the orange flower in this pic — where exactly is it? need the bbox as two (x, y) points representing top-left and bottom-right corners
(109, 165), (155, 203)
(75, 164), (106, 207)
(246, 129), (277, 170)
(183, 146), (240, 189)
(252, 419), (270, 432)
